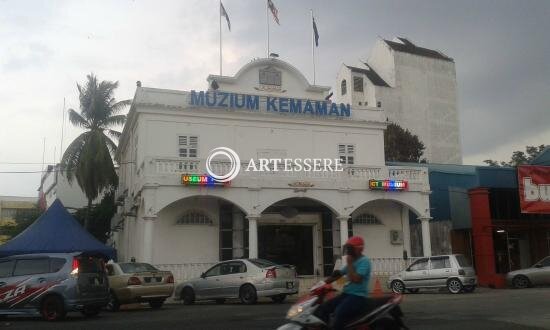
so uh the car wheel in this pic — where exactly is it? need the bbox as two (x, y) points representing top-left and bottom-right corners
(447, 278), (463, 294)
(512, 275), (530, 289)
(182, 287), (195, 305)
(149, 300), (164, 309)
(271, 294), (286, 303)
(106, 291), (120, 312)
(41, 295), (66, 321)
(81, 306), (100, 317)
(463, 285), (476, 293)
(239, 284), (257, 305)
(215, 299), (226, 304)
(407, 288), (420, 294)
(391, 280), (405, 294)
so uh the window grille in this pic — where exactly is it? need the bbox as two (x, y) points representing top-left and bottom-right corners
(353, 213), (382, 225)
(176, 210), (212, 225)
(338, 144), (355, 165)
(341, 80), (347, 95)
(353, 76), (364, 92)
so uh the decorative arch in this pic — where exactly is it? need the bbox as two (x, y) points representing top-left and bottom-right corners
(348, 198), (423, 218)
(256, 195), (341, 216)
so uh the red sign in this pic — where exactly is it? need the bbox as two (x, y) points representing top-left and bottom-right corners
(518, 165), (550, 213)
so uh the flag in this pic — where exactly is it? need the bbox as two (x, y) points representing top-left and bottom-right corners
(312, 16), (319, 47)
(220, 1), (231, 31)
(268, 0), (280, 25)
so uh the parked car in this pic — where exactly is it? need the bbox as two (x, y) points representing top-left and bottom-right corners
(507, 256), (550, 289)
(388, 254), (477, 294)
(175, 259), (299, 305)
(105, 262), (174, 311)
(0, 252), (109, 321)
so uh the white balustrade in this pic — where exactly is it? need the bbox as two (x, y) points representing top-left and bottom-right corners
(147, 157), (428, 188)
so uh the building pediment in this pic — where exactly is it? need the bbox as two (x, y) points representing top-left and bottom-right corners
(207, 58), (330, 100)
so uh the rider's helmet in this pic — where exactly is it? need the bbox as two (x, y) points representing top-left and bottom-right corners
(345, 236), (364, 255)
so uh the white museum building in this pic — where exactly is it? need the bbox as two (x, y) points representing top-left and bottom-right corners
(111, 56), (432, 280)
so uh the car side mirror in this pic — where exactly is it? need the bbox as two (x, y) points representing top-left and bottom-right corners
(200, 272), (206, 278)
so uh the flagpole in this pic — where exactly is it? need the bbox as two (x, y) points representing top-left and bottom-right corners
(311, 10), (316, 85)
(266, 1), (270, 57)
(219, 0), (222, 75)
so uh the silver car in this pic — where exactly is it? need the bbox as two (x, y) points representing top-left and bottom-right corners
(388, 254), (477, 294)
(0, 252), (109, 321)
(507, 256), (550, 289)
(174, 259), (299, 305)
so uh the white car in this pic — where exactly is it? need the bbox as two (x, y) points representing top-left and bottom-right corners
(174, 259), (299, 305)
(507, 256), (550, 289)
(388, 254), (477, 294)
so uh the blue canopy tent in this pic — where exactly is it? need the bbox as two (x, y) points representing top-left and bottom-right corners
(0, 199), (116, 260)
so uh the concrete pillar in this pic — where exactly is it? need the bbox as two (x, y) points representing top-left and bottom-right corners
(337, 216), (350, 248)
(401, 205), (411, 259)
(247, 215), (260, 258)
(142, 217), (155, 263)
(232, 210), (244, 258)
(419, 217), (432, 257)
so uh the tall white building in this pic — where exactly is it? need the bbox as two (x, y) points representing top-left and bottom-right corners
(335, 37), (462, 164)
(111, 57), (432, 283)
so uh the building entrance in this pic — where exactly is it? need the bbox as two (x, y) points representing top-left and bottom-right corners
(258, 225), (314, 276)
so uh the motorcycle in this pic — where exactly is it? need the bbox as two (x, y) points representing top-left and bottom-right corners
(277, 281), (408, 330)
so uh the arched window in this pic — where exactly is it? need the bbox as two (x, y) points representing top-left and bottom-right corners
(176, 210), (213, 225)
(341, 79), (347, 95)
(352, 213), (382, 225)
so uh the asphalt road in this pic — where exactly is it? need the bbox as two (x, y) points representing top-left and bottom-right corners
(1, 288), (549, 329)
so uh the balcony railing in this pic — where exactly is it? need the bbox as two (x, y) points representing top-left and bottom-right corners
(147, 157), (428, 188)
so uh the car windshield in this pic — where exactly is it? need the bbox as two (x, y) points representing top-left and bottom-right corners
(455, 255), (472, 267)
(119, 262), (158, 273)
(248, 259), (277, 268)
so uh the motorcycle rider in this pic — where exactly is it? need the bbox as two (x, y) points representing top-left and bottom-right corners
(314, 236), (371, 330)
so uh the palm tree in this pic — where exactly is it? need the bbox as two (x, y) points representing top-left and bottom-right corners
(61, 74), (130, 230)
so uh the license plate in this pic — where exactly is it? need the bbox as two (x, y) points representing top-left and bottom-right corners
(286, 282), (294, 289)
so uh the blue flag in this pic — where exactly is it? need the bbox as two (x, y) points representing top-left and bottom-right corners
(312, 16), (319, 47)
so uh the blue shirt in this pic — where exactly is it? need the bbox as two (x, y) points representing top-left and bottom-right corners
(341, 256), (371, 297)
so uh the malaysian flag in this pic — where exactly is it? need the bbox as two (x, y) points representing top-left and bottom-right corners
(268, 0), (280, 25)
(220, 1), (231, 31)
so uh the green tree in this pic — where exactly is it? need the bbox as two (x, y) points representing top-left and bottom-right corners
(483, 145), (547, 167)
(61, 74), (129, 230)
(384, 123), (426, 162)
(74, 190), (117, 243)
(0, 207), (41, 242)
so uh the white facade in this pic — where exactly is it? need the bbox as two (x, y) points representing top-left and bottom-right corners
(112, 58), (432, 279)
(335, 37), (462, 164)
(39, 164), (102, 210)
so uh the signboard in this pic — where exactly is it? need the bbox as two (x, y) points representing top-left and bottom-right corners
(190, 90), (351, 118)
(369, 179), (408, 191)
(518, 165), (550, 213)
(181, 174), (230, 187)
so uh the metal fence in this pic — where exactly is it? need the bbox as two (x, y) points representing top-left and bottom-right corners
(155, 257), (420, 283)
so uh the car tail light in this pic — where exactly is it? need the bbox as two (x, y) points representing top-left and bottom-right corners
(266, 267), (277, 279)
(71, 258), (80, 275)
(166, 275), (174, 284)
(458, 269), (466, 276)
(127, 276), (142, 285)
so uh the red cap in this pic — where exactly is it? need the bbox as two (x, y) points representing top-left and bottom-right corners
(346, 236), (365, 253)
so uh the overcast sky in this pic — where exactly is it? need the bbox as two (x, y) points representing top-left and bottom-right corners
(1, 0), (549, 197)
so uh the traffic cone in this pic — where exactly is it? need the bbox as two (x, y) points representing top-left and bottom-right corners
(371, 277), (383, 298)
